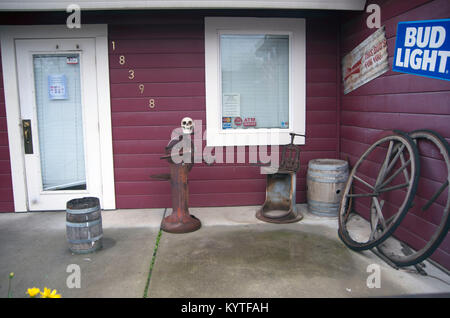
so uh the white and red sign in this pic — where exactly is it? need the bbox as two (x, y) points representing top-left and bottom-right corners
(342, 26), (389, 94)
(234, 117), (242, 126)
(243, 117), (256, 127)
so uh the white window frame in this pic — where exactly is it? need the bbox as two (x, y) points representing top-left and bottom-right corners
(204, 17), (306, 147)
(0, 25), (115, 211)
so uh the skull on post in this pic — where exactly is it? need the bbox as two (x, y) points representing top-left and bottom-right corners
(181, 117), (194, 134)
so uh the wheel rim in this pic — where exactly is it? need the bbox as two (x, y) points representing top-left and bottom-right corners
(338, 132), (420, 251)
(376, 130), (450, 266)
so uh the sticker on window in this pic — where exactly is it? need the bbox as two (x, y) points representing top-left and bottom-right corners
(222, 117), (232, 129)
(222, 93), (241, 117)
(281, 121), (289, 128)
(48, 74), (68, 100)
(66, 57), (79, 64)
(243, 117), (257, 127)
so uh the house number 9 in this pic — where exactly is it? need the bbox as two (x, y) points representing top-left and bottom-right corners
(139, 84), (145, 94)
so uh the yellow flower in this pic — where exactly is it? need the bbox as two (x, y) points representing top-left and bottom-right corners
(27, 287), (41, 297)
(40, 287), (61, 298)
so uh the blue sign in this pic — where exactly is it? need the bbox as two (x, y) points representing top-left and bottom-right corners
(48, 74), (68, 100)
(392, 19), (450, 81)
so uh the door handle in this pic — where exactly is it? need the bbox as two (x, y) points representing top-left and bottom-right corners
(22, 119), (33, 154)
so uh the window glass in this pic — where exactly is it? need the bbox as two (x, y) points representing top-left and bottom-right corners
(33, 54), (86, 191)
(220, 34), (289, 130)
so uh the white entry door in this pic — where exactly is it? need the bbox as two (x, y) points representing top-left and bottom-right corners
(15, 38), (103, 211)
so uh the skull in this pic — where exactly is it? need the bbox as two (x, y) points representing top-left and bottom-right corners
(181, 117), (194, 134)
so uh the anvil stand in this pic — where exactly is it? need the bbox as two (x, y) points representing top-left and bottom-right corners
(151, 132), (201, 234)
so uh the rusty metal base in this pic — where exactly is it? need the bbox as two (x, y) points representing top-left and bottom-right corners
(256, 208), (303, 224)
(256, 172), (303, 224)
(161, 213), (201, 234)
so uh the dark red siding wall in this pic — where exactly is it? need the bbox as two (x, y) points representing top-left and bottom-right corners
(339, 0), (450, 269)
(0, 48), (14, 212)
(109, 16), (340, 209)
(0, 12), (339, 212)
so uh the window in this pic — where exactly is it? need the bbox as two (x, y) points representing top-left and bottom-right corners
(205, 17), (306, 146)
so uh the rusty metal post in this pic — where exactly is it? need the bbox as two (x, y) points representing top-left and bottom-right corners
(161, 158), (201, 233)
(151, 132), (201, 234)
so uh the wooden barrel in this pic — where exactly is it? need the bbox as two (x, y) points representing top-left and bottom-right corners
(66, 197), (103, 254)
(307, 159), (349, 217)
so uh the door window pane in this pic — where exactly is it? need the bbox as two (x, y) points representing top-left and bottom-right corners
(33, 54), (86, 191)
(220, 34), (289, 129)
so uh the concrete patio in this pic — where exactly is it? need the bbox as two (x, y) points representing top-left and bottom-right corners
(0, 205), (449, 298)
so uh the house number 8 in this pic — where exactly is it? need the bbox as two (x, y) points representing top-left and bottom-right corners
(149, 99), (155, 109)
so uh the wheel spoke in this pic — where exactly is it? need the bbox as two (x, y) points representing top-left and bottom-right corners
(378, 182), (410, 193)
(346, 193), (378, 198)
(369, 198), (386, 241)
(372, 197), (387, 229)
(399, 152), (410, 181)
(422, 180), (449, 211)
(353, 175), (375, 191)
(369, 221), (379, 240)
(378, 158), (411, 190)
(383, 143), (405, 182)
(376, 141), (394, 187)
(385, 211), (396, 226)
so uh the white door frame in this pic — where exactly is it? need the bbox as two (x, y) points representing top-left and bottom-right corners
(0, 25), (115, 211)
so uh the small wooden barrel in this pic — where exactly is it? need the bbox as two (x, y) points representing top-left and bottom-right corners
(307, 159), (349, 217)
(66, 197), (103, 254)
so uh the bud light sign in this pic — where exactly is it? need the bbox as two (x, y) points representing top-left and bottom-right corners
(393, 19), (450, 81)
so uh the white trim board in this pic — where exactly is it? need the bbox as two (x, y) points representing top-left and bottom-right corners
(0, 25), (116, 211)
(0, 1), (367, 11)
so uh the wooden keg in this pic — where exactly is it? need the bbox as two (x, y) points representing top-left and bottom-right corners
(66, 197), (103, 254)
(307, 159), (349, 217)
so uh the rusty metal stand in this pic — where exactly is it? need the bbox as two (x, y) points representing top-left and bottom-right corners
(151, 133), (201, 234)
(256, 171), (303, 223)
(256, 133), (305, 224)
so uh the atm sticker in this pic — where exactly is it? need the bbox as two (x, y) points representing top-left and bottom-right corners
(243, 117), (257, 127)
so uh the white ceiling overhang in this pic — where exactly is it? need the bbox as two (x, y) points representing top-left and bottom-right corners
(0, 0), (367, 11)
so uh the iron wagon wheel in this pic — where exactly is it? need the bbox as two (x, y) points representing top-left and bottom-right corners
(338, 131), (420, 251)
(375, 129), (450, 267)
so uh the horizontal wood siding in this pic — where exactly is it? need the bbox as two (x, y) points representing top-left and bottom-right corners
(109, 16), (340, 210)
(0, 48), (14, 212)
(339, 0), (450, 269)
(0, 12), (339, 213)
